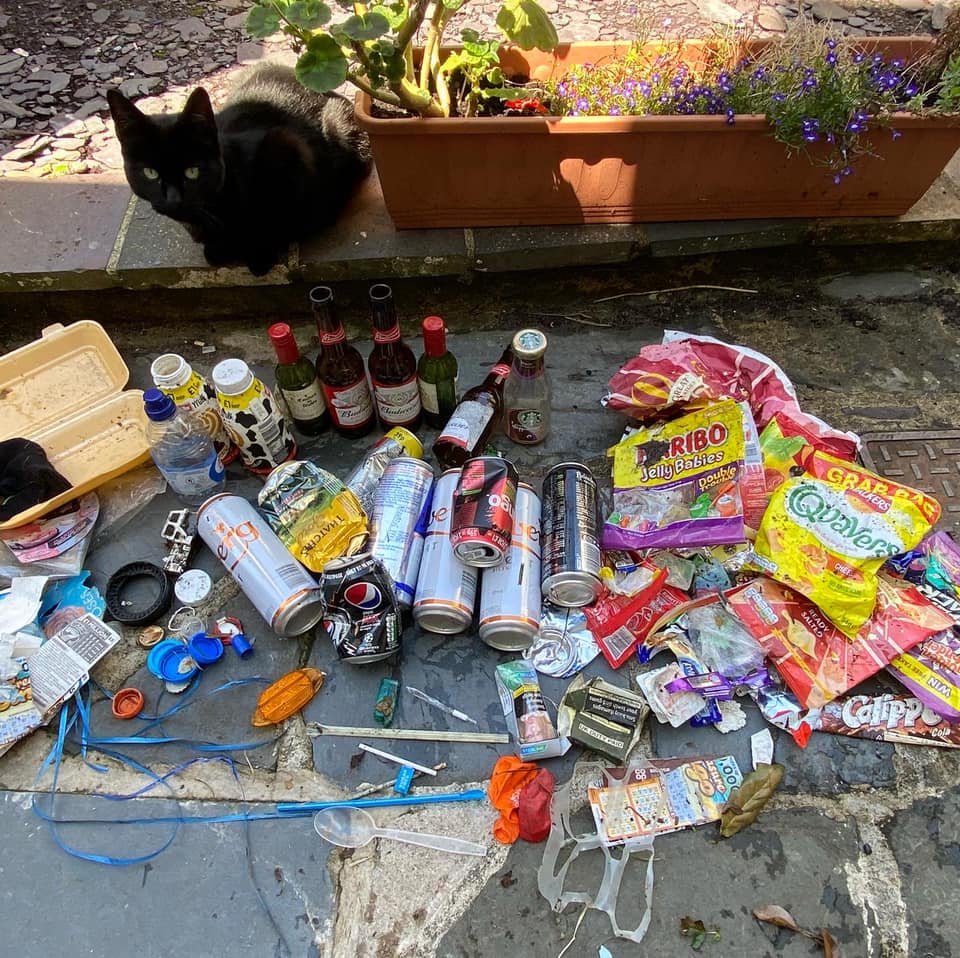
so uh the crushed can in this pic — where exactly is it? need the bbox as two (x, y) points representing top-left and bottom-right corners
(319, 553), (402, 663)
(450, 456), (518, 567)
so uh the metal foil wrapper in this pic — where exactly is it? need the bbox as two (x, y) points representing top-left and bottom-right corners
(524, 603), (601, 678)
(344, 436), (407, 514)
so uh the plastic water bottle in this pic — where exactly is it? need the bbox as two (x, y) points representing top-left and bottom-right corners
(143, 388), (226, 506)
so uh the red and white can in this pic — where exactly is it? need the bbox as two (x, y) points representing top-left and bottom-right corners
(479, 483), (542, 651)
(450, 456), (518, 568)
(197, 493), (325, 638)
(413, 469), (479, 634)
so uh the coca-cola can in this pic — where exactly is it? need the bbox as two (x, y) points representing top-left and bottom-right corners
(540, 462), (603, 608)
(413, 469), (479, 634)
(197, 493), (325, 638)
(479, 483), (542, 651)
(320, 553), (402, 663)
(367, 457), (435, 609)
(450, 456), (518, 567)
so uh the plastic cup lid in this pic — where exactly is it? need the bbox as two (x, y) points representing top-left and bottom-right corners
(157, 645), (199, 683)
(175, 569), (213, 605)
(147, 639), (188, 679)
(188, 634), (224, 666)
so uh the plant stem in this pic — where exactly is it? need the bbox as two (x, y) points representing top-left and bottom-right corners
(350, 70), (403, 107)
(395, 0), (431, 53)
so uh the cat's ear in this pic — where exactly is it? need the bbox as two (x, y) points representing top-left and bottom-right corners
(180, 87), (216, 131)
(107, 89), (148, 140)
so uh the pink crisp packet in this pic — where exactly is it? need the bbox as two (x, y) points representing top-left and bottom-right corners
(603, 331), (859, 460)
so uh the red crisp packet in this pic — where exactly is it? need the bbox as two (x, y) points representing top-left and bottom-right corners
(582, 565), (669, 668)
(726, 576), (953, 709)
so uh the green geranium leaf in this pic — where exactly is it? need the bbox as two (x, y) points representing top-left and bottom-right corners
(296, 34), (348, 91)
(444, 0), (467, 10)
(496, 0), (558, 51)
(461, 27), (480, 43)
(246, 3), (282, 38)
(340, 12), (390, 40)
(369, 3), (406, 30)
(286, 0), (331, 30)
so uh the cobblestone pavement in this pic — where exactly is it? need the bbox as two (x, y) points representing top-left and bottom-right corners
(0, 0), (943, 177)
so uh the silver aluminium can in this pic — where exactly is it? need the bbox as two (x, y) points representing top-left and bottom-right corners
(197, 493), (325, 637)
(540, 462), (603, 608)
(367, 457), (435, 609)
(479, 483), (542, 651)
(413, 469), (479, 634)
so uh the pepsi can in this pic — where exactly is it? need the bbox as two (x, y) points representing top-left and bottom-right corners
(367, 457), (435, 609)
(319, 553), (402, 663)
(413, 469), (479, 634)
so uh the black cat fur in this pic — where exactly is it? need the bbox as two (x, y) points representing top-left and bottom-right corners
(107, 64), (371, 276)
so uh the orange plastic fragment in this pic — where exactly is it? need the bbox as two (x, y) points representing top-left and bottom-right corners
(251, 667), (325, 727)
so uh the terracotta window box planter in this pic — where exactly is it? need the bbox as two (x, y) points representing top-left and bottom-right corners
(354, 38), (960, 229)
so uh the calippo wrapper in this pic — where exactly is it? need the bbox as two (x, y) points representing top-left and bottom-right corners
(807, 692), (960, 748)
(887, 627), (960, 721)
(727, 576), (953, 710)
(582, 564), (669, 668)
(603, 330), (860, 460)
(754, 450), (940, 637)
(604, 400), (747, 550)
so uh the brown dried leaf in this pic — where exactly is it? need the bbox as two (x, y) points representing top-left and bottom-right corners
(752, 905), (801, 932)
(500, 870), (517, 888)
(349, 751), (364, 769)
(823, 927), (837, 957)
(720, 763), (785, 838)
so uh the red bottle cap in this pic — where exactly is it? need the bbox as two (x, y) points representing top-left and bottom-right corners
(269, 323), (301, 364)
(422, 316), (447, 356)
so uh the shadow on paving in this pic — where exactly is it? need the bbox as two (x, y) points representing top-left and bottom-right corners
(439, 808), (872, 958)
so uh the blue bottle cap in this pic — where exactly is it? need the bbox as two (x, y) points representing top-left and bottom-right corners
(143, 388), (177, 422)
(147, 639), (188, 679)
(188, 634), (224, 666)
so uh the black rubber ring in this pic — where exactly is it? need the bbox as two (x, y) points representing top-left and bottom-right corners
(105, 561), (174, 626)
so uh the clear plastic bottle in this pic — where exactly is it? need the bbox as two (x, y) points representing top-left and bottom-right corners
(143, 388), (226, 506)
(503, 328), (550, 445)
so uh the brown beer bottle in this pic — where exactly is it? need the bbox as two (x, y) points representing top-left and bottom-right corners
(367, 283), (422, 431)
(432, 346), (513, 469)
(310, 286), (375, 438)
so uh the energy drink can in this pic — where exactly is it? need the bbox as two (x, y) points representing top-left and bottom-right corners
(345, 427), (424, 513)
(413, 469), (479, 634)
(320, 553), (402, 663)
(367, 457), (435, 609)
(479, 484), (542, 651)
(450, 456), (518, 567)
(197, 493), (325, 638)
(541, 462), (603, 608)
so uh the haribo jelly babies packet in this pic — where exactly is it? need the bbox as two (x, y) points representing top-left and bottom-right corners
(604, 400), (746, 550)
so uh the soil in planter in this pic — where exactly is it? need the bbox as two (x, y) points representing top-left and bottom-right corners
(369, 71), (538, 120)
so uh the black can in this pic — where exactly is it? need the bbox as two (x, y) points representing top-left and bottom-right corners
(540, 462), (603, 608)
(319, 553), (402, 663)
(450, 456), (519, 567)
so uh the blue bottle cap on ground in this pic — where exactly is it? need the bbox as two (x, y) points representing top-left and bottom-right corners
(143, 388), (177, 422)
(231, 633), (253, 659)
(158, 644), (199, 683)
(147, 639), (188, 679)
(188, 634), (224, 666)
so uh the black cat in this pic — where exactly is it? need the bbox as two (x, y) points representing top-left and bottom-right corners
(107, 64), (372, 276)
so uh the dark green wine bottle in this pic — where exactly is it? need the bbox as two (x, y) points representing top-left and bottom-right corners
(417, 316), (459, 429)
(268, 322), (329, 436)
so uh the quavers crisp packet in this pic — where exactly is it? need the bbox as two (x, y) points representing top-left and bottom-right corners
(604, 400), (746, 550)
(753, 450), (940, 636)
(726, 576), (953, 709)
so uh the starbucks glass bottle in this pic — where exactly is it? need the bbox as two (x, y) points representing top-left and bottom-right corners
(503, 328), (550, 445)
(432, 345), (513, 469)
(311, 286), (376, 439)
(417, 316), (459, 429)
(268, 323), (328, 437)
(367, 283), (422, 431)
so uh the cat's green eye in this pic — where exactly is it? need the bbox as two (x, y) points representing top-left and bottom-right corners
(184, 166), (200, 181)
(143, 167), (159, 180)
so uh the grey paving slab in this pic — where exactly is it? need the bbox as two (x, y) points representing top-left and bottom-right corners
(438, 806), (871, 958)
(645, 218), (812, 258)
(0, 174), (130, 291)
(298, 174), (469, 283)
(886, 787), (960, 958)
(0, 790), (333, 958)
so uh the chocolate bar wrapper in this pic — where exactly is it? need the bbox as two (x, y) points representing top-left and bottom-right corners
(808, 692), (960, 748)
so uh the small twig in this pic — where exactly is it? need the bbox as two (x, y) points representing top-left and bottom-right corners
(556, 903), (589, 958)
(593, 284), (758, 303)
(529, 311), (612, 328)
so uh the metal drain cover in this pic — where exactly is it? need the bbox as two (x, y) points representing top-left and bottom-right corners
(859, 430), (960, 536)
